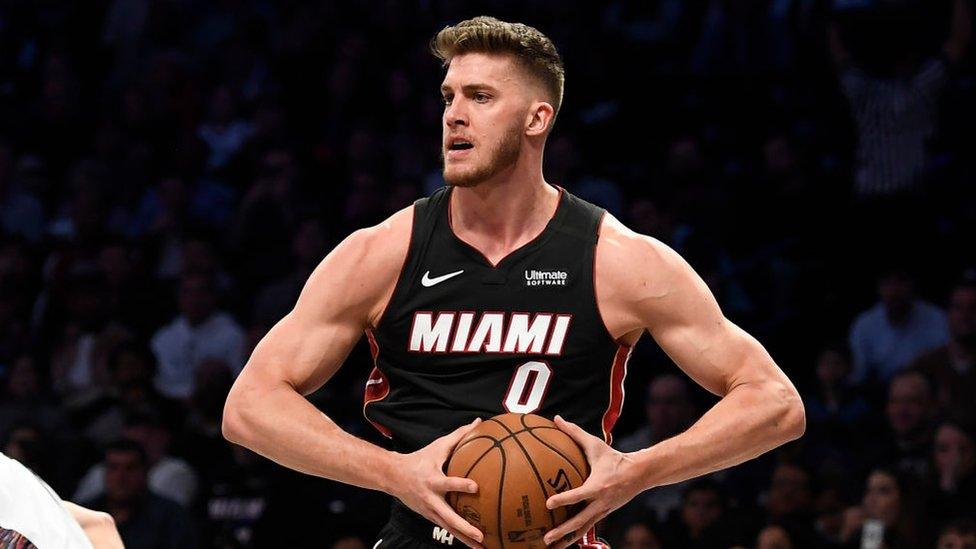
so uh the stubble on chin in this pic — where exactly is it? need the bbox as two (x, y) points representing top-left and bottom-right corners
(441, 126), (521, 188)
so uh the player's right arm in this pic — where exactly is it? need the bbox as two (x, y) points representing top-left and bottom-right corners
(222, 207), (485, 548)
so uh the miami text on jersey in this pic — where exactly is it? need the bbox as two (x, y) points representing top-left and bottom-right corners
(408, 311), (572, 355)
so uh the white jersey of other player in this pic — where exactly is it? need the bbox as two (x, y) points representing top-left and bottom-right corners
(0, 452), (92, 548)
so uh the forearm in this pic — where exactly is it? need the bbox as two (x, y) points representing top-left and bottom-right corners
(63, 502), (124, 549)
(630, 378), (803, 490)
(223, 381), (399, 493)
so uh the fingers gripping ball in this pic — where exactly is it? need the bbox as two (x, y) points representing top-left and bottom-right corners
(445, 413), (590, 549)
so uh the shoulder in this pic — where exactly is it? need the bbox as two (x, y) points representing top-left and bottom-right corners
(209, 312), (243, 332)
(915, 300), (947, 320)
(596, 213), (689, 297)
(594, 213), (705, 340)
(151, 319), (184, 344)
(851, 305), (883, 330)
(330, 205), (413, 269)
(296, 205), (414, 324)
(155, 457), (196, 477)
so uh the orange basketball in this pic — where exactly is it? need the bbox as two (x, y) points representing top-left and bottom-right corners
(445, 413), (589, 549)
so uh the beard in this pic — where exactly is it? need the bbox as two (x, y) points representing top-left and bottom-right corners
(442, 123), (522, 188)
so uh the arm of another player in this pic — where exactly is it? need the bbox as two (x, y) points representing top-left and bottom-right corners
(544, 215), (805, 548)
(222, 207), (486, 548)
(63, 501), (124, 549)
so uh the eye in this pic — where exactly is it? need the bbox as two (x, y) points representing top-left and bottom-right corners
(474, 92), (490, 103)
(442, 95), (453, 106)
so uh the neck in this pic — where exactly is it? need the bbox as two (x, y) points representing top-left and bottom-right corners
(448, 164), (558, 263)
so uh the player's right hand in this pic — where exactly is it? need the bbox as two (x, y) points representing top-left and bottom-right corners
(389, 417), (484, 549)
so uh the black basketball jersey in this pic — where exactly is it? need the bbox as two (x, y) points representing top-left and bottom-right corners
(363, 185), (631, 453)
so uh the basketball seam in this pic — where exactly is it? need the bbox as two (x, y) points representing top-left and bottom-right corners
(454, 427), (562, 452)
(449, 442), (500, 543)
(486, 418), (558, 537)
(519, 415), (586, 480)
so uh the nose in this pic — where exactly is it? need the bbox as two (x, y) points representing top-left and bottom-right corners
(444, 98), (468, 129)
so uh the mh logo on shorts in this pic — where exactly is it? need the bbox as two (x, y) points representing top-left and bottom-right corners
(432, 526), (455, 545)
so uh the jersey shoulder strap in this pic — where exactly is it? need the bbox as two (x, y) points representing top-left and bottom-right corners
(555, 190), (606, 246)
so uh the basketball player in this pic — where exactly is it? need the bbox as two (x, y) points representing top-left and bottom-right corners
(0, 451), (125, 548)
(223, 16), (805, 549)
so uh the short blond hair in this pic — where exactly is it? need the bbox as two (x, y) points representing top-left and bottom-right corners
(430, 16), (565, 122)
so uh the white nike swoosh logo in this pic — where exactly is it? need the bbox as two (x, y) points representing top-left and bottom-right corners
(365, 379), (383, 387)
(421, 269), (464, 287)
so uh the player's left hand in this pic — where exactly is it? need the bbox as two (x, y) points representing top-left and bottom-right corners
(543, 415), (642, 549)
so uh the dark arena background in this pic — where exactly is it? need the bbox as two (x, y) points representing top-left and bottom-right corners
(1, 1), (975, 548)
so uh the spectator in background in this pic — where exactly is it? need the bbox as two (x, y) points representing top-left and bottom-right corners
(927, 419), (976, 522)
(131, 175), (196, 279)
(0, 354), (65, 438)
(96, 239), (168, 338)
(763, 463), (815, 526)
(0, 145), (44, 242)
(755, 523), (797, 549)
(937, 518), (976, 549)
(252, 217), (329, 330)
(199, 444), (271, 548)
(813, 484), (847, 548)
(151, 272), (244, 400)
(618, 520), (663, 549)
(178, 232), (234, 295)
(197, 85), (253, 173)
(660, 479), (736, 549)
(82, 438), (196, 549)
(0, 238), (35, 365)
(79, 342), (180, 447)
(232, 148), (303, 286)
(848, 268), (948, 385)
(913, 280), (976, 421)
(616, 373), (698, 521)
(48, 268), (120, 399)
(840, 467), (923, 549)
(805, 343), (869, 433)
(863, 370), (938, 478)
(1, 422), (59, 490)
(829, 0), (971, 197)
(75, 411), (198, 508)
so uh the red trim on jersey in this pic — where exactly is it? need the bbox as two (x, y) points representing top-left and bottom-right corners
(591, 210), (620, 345)
(578, 525), (610, 549)
(600, 345), (631, 445)
(362, 329), (392, 438)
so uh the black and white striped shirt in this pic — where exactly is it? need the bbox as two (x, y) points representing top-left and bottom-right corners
(840, 57), (948, 196)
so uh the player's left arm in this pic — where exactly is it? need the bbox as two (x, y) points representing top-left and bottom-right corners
(544, 215), (805, 548)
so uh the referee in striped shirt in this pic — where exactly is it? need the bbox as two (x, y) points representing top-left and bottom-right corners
(829, 0), (971, 197)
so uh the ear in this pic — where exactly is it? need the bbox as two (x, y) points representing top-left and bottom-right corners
(525, 101), (555, 137)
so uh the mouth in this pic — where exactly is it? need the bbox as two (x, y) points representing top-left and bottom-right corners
(446, 138), (474, 160)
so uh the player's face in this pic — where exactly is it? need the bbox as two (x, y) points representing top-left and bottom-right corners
(440, 52), (530, 187)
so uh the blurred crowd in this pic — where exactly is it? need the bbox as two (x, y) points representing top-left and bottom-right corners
(0, 1), (974, 548)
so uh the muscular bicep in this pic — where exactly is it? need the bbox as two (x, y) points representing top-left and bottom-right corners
(640, 256), (772, 397)
(248, 300), (365, 396)
(601, 221), (781, 397)
(235, 210), (410, 396)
